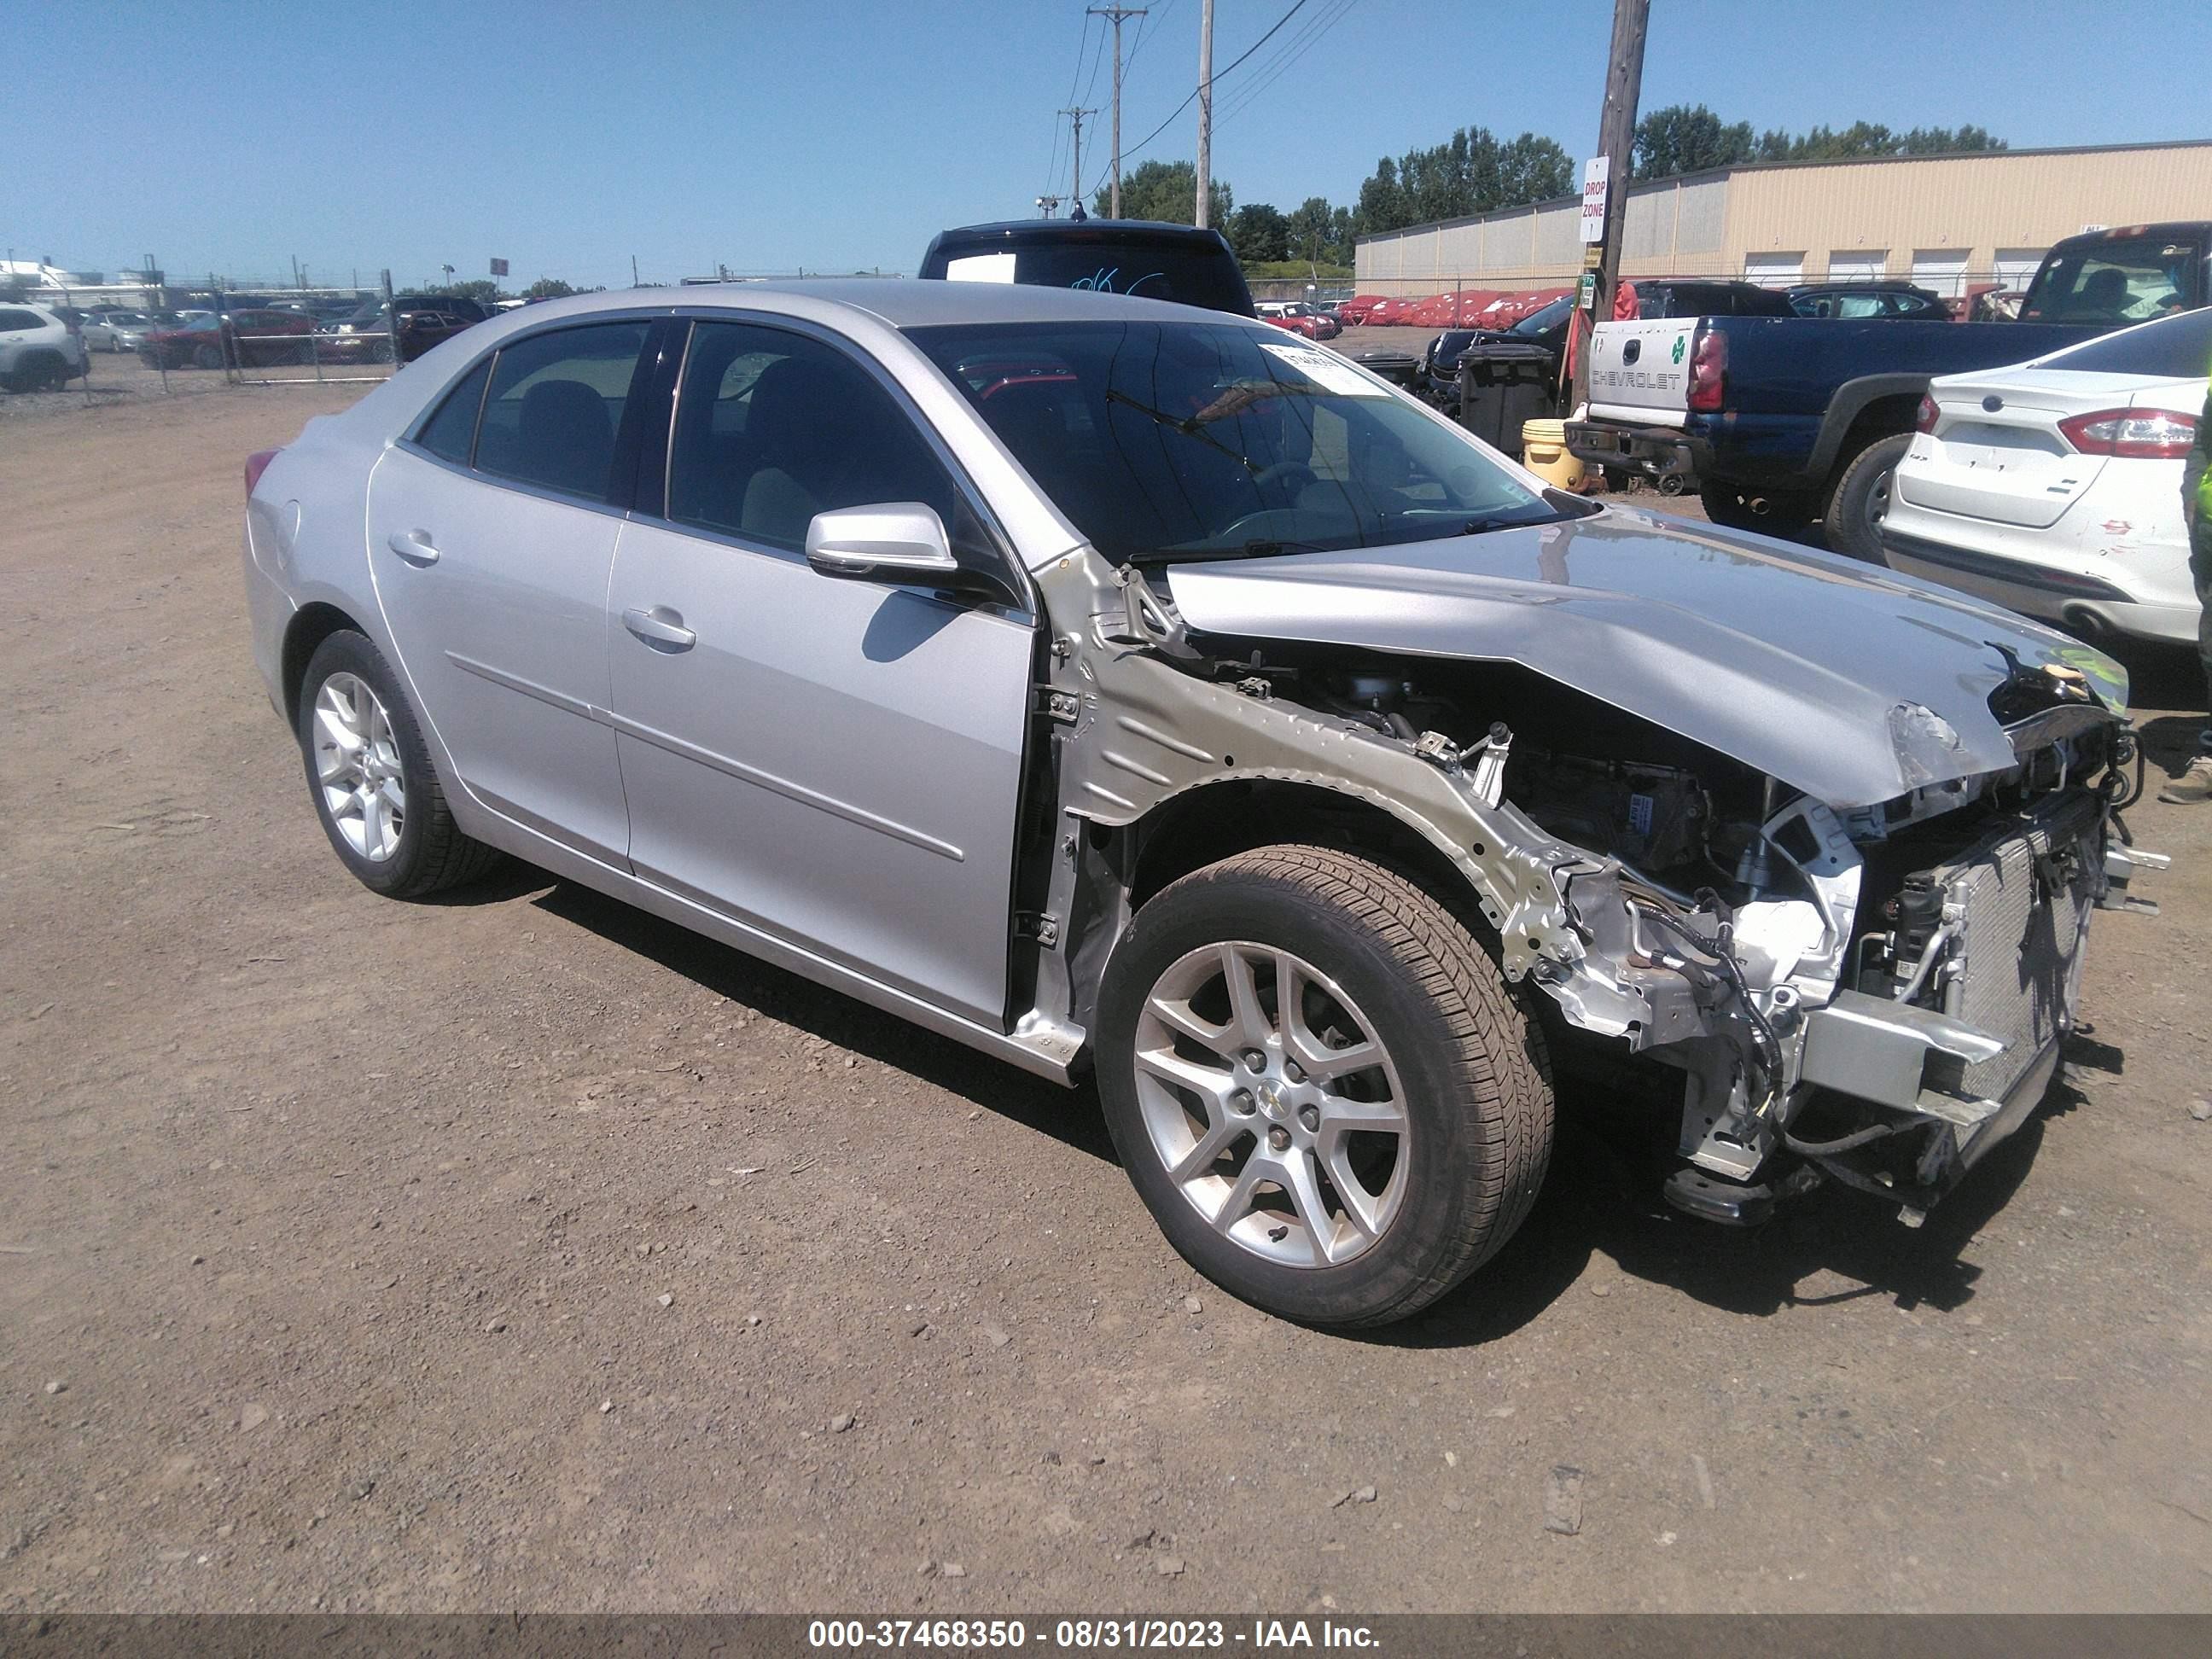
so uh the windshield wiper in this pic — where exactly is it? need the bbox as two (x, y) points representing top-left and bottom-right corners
(1104, 387), (1261, 474)
(1127, 536), (1347, 566)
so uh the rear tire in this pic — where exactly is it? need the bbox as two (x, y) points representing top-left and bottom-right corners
(295, 630), (502, 899)
(1096, 846), (1553, 1328)
(1825, 433), (1912, 563)
(192, 343), (224, 371)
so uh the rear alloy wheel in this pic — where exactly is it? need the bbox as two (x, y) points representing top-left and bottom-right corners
(296, 630), (501, 899)
(1825, 433), (1912, 563)
(1097, 846), (1554, 1328)
(192, 342), (224, 371)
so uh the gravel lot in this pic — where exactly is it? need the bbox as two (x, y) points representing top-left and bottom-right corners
(2, 377), (2209, 1615)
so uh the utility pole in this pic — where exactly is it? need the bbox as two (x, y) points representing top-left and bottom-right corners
(1089, 5), (1147, 218)
(1569, 0), (1649, 413)
(1194, 0), (1214, 228)
(1060, 106), (1095, 215)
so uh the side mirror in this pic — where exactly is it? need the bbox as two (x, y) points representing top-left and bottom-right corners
(805, 503), (962, 585)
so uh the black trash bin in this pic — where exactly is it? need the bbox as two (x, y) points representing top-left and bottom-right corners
(1455, 340), (1560, 457)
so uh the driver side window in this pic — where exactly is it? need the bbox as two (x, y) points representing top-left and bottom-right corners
(667, 321), (958, 552)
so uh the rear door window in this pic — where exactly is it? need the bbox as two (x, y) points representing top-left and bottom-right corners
(472, 322), (654, 502)
(0, 309), (44, 331)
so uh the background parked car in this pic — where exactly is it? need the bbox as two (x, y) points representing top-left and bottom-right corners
(1256, 301), (1340, 340)
(137, 309), (316, 370)
(0, 302), (90, 392)
(1881, 305), (2209, 645)
(1789, 282), (1953, 320)
(1622, 278), (1796, 319)
(920, 218), (1256, 317)
(322, 296), (487, 364)
(81, 310), (154, 351)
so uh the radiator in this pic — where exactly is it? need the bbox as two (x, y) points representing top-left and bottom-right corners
(1917, 793), (2102, 1104)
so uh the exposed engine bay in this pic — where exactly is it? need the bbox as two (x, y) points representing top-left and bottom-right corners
(1018, 546), (2168, 1228)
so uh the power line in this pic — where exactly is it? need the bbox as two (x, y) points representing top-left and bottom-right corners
(1083, 0), (1317, 198)
(1212, 0), (1358, 132)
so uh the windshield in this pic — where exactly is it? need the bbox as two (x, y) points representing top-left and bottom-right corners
(2034, 304), (2212, 376)
(2022, 236), (2204, 323)
(1512, 297), (1572, 335)
(910, 319), (1564, 564)
(932, 238), (1251, 315)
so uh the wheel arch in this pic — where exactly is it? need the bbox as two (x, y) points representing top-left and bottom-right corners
(1122, 777), (1494, 940)
(281, 602), (369, 724)
(1810, 374), (1928, 492)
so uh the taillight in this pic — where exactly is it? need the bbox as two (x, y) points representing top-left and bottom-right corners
(1686, 328), (1727, 411)
(244, 448), (281, 496)
(2056, 408), (2197, 459)
(1916, 393), (1940, 434)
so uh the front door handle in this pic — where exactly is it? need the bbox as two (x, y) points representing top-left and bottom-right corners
(622, 605), (696, 651)
(387, 528), (439, 566)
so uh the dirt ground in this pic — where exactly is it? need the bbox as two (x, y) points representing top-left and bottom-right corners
(2, 375), (2209, 1616)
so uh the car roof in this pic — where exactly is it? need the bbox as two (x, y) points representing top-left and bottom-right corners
(481, 277), (1268, 332)
(930, 218), (1231, 246)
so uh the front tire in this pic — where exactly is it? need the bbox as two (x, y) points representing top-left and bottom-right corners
(1097, 847), (1554, 1328)
(192, 342), (224, 370)
(296, 631), (501, 899)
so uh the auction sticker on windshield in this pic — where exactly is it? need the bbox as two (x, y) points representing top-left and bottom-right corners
(1258, 340), (1390, 398)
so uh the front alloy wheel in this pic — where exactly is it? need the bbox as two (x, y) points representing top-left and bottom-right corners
(1097, 846), (1555, 1328)
(1134, 942), (1409, 1268)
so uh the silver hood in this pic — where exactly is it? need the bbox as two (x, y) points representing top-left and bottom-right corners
(1163, 504), (2128, 810)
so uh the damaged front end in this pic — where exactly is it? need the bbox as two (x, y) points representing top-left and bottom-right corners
(1020, 542), (2163, 1229)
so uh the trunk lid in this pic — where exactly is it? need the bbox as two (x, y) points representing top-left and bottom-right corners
(1897, 367), (2193, 529)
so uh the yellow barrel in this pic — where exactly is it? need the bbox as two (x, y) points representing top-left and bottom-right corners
(1520, 418), (1584, 490)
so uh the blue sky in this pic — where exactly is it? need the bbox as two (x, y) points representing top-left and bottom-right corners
(8, 0), (2207, 291)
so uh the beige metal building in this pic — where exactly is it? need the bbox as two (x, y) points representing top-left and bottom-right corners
(1353, 139), (2212, 300)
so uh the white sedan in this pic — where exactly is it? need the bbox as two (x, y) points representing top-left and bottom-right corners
(1881, 306), (2208, 645)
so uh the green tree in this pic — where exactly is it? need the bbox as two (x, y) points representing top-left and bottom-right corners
(523, 276), (578, 299)
(1633, 103), (1756, 178)
(1354, 156), (1406, 238)
(1352, 127), (1574, 238)
(431, 277), (505, 306)
(1285, 196), (1336, 264)
(1091, 159), (1231, 225)
(1227, 203), (1290, 263)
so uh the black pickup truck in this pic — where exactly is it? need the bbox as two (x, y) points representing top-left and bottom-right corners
(1564, 223), (2212, 560)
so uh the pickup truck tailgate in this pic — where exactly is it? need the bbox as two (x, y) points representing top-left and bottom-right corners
(1587, 318), (1697, 427)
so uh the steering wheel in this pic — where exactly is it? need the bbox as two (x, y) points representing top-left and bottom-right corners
(1250, 461), (1316, 499)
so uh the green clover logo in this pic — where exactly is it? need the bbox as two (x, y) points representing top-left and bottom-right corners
(1670, 335), (1685, 364)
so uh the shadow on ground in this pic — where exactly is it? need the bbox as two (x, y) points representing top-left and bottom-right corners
(489, 865), (2114, 1353)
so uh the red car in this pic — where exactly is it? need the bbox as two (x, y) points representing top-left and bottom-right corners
(1256, 302), (1342, 341)
(137, 309), (315, 370)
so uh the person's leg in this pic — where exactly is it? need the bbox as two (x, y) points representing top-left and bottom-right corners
(2157, 523), (2212, 803)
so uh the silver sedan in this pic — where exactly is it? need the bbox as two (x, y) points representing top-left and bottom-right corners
(242, 281), (2153, 1326)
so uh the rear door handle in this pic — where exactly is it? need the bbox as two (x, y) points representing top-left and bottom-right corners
(386, 529), (439, 566)
(622, 606), (696, 651)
